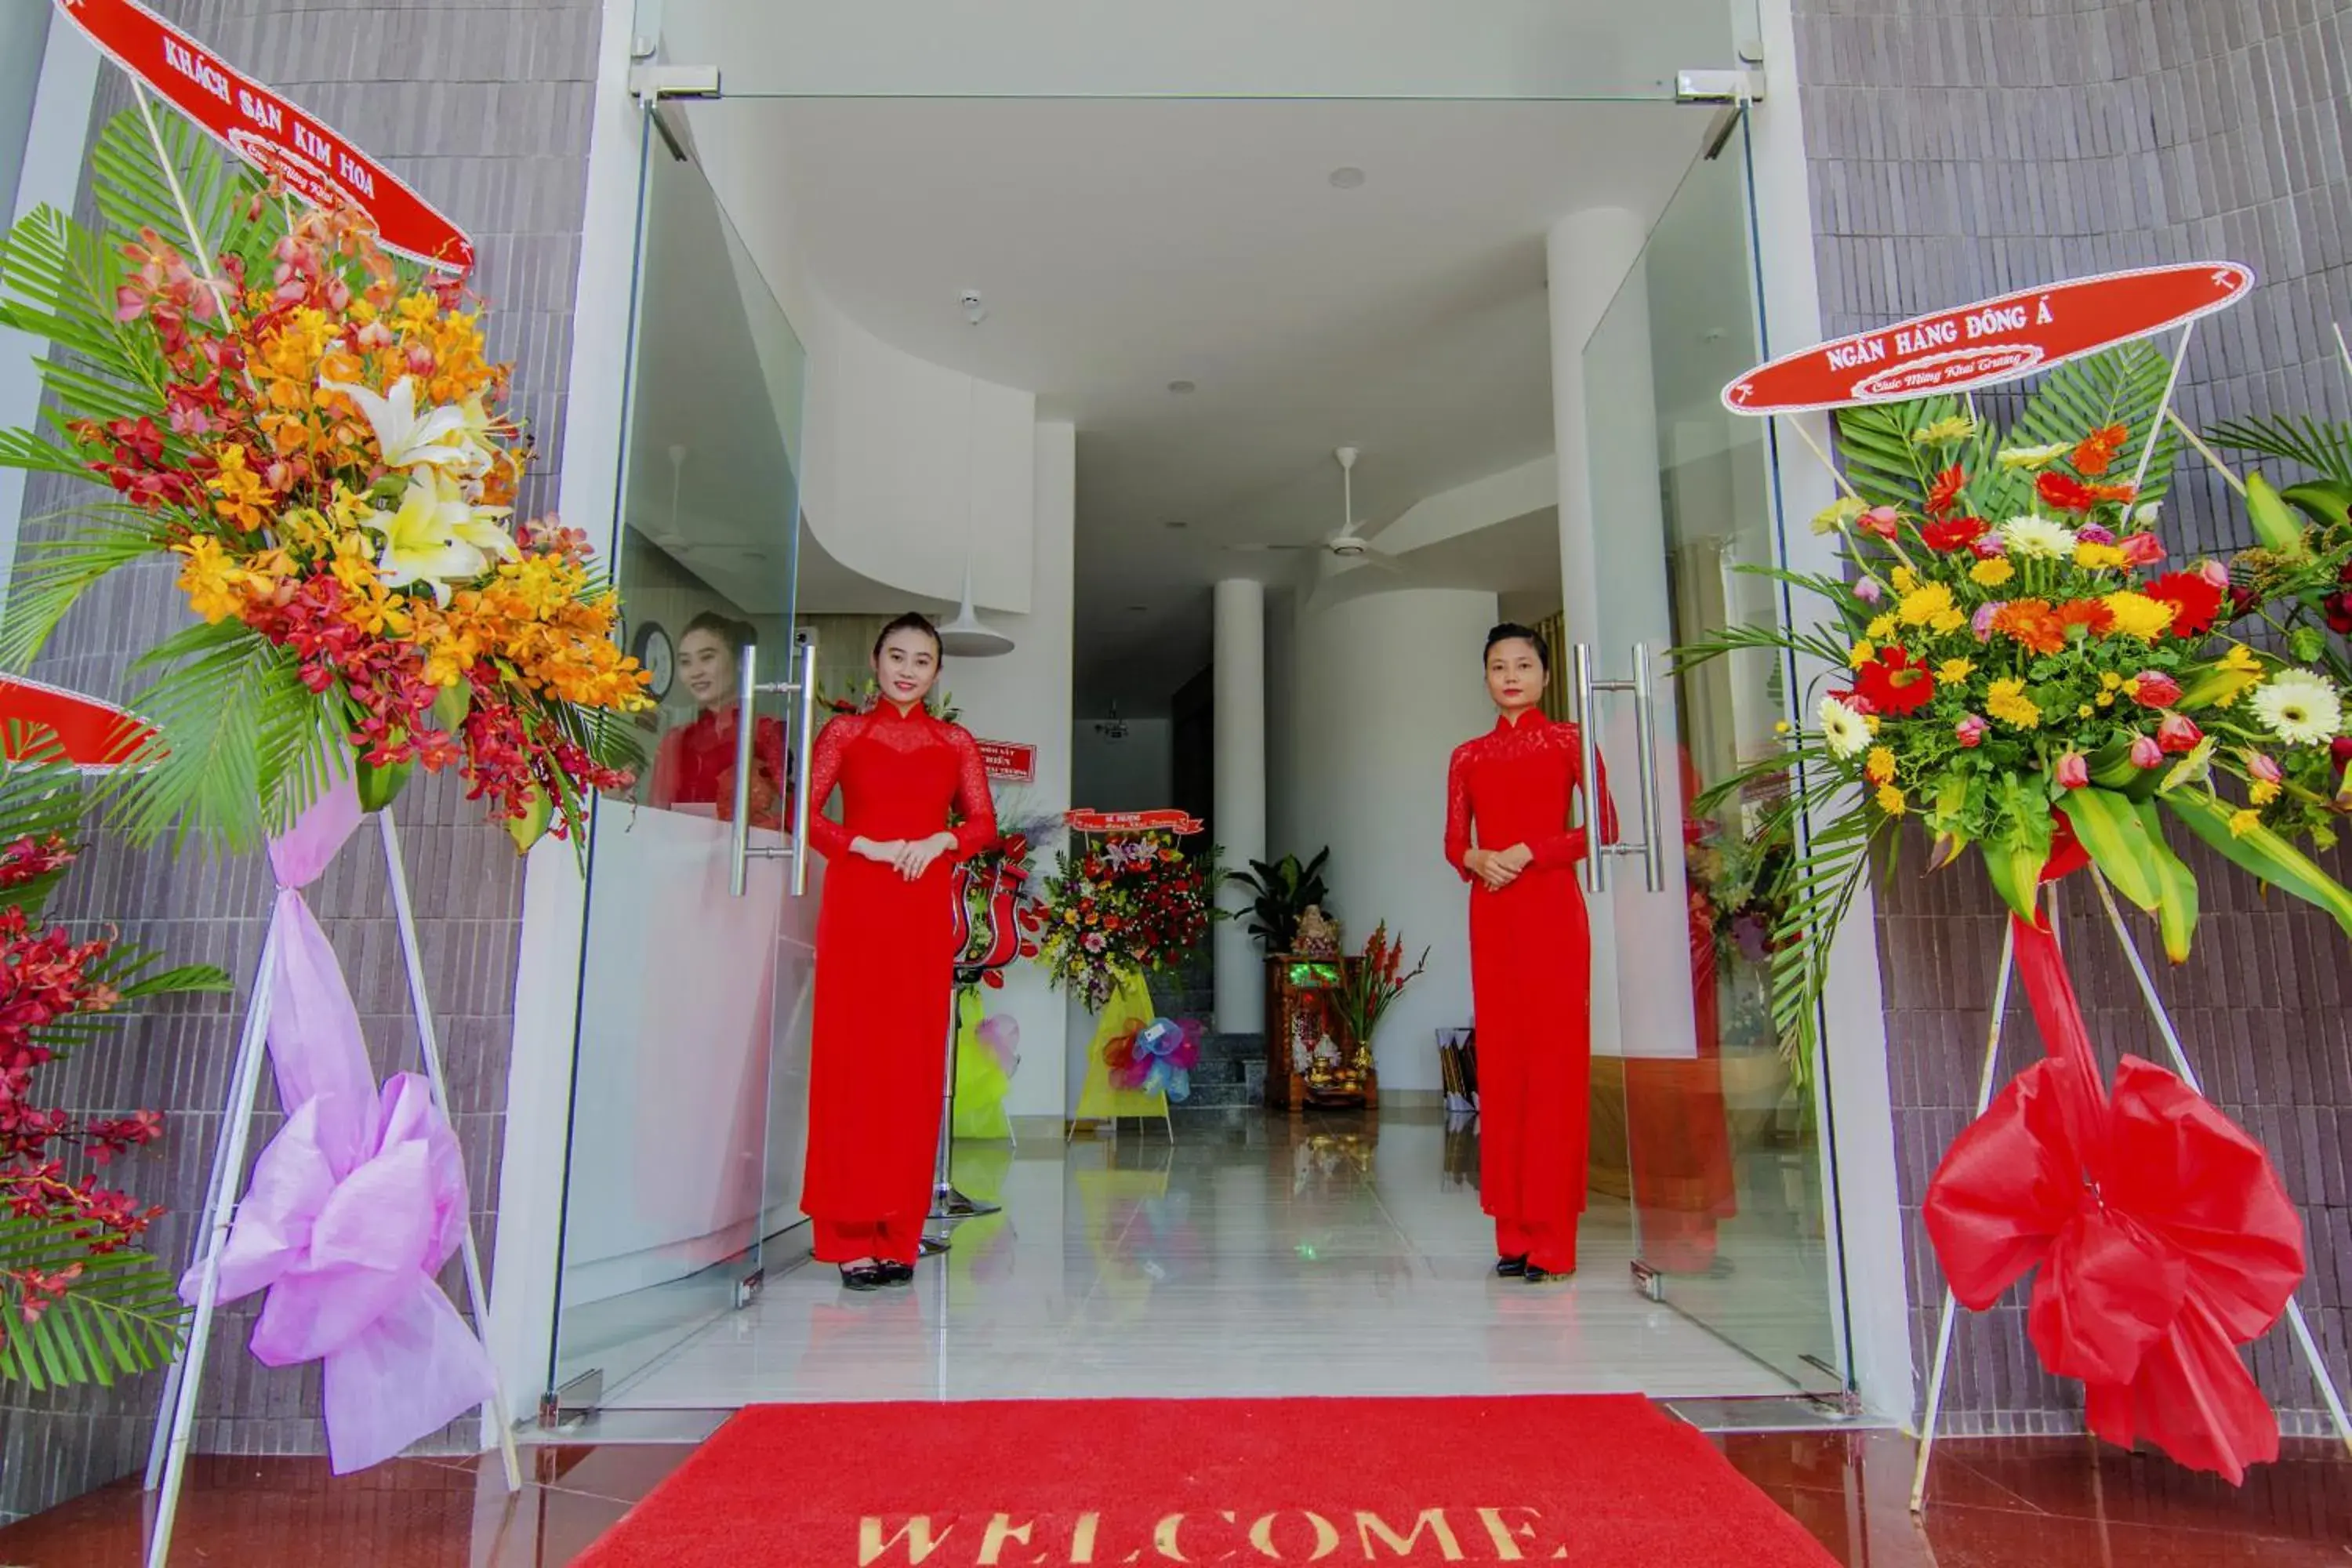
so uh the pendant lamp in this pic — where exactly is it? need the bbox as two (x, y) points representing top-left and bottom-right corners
(938, 376), (1014, 658)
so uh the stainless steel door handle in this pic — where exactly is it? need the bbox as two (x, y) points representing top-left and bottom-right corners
(728, 641), (760, 898)
(1573, 641), (1667, 895)
(1573, 642), (1607, 896)
(789, 633), (818, 898)
(1628, 642), (1668, 895)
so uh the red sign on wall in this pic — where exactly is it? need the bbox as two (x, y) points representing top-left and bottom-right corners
(976, 739), (1036, 784)
(55, 0), (477, 273)
(1722, 263), (2254, 415)
(1065, 808), (1205, 836)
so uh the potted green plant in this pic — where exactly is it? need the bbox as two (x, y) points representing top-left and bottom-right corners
(1229, 849), (1330, 954)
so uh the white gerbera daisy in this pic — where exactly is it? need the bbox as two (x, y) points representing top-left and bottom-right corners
(2001, 515), (2078, 560)
(1817, 695), (1871, 760)
(2249, 670), (2344, 747)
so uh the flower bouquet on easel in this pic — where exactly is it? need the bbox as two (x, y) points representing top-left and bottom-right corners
(0, 111), (649, 858)
(0, 96), (655, 1515)
(1042, 814), (1219, 1128)
(1683, 337), (2352, 1487)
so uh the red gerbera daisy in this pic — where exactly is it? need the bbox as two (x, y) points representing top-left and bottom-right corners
(1853, 647), (1937, 716)
(1926, 463), (1966, 517)
(1919, 514), (1988, 553)
(2143, 569), (2226, 637)
(2036, 471), (2099, 514)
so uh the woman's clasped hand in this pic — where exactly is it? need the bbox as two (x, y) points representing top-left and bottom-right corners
(850, 831), (960, 880)
(1462, 841), (1534, 891)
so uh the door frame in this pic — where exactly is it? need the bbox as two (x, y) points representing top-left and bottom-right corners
(487, 0), (1915, 1432)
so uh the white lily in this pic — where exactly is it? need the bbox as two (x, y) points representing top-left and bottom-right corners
(360, 474), (490, 603)
(451, 492), (519, 564)
(322, 376), (475, 473)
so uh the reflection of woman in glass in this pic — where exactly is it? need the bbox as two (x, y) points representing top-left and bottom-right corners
(804, 613), (997, 1290)
(648, 612), (788, 829)
(1444, 623), (1613, 1283)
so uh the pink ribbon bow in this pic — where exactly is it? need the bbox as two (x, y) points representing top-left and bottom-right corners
(192, 1076), (493, 1474)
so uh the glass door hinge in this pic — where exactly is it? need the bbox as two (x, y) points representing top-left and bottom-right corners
(629, 63), (720, 103)
(1675, 67), (1764, 104)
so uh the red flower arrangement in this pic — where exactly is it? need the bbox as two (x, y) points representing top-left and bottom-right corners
(1036, 831), (1220, 1011)
(0, 771), (228, 1388)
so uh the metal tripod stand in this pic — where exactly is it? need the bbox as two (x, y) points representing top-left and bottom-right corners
(920, 973), (1000, 1255)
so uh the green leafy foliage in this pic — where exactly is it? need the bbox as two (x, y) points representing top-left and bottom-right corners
(1226, 848), (1331, 953)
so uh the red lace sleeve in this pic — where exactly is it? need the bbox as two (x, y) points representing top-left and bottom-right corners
(946, 725), (998, 859)
(1529, 724), (1618, 869)
(1443, 743), (1475, 882)
(806, 714), (856, 860)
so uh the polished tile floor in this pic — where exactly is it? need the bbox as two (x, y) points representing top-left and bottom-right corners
(561, 1109), (1829, 1411)
(4, 1432), (2344, 1566)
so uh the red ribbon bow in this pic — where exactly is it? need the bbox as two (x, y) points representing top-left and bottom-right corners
(1922, 841), (2307, 1483)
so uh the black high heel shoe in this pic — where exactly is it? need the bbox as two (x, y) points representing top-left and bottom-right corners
(840, 1262), (890, 1291)
(1523, 1262), (1576, 1284)
(1493, 1254), (1529, 1279)
(880, 1261), (916, 1287)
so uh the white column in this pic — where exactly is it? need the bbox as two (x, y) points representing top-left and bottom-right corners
(1212, 578), (1267, 1034)
(1545, 207), (1647, 1065)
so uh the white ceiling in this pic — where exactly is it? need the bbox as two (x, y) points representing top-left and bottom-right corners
(652, 98), (1729, 709)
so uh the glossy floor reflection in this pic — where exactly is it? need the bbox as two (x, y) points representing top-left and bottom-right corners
(3, 1432), (2343, 1566)
(593, 1109), (1801, 1408)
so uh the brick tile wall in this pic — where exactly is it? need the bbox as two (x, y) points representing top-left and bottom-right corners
(1795, 0), (2352, 1436)
(0, 0), (601, 1523)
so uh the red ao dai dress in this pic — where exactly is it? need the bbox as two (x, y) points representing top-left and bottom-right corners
(1444, 710), (1616, 1275)
(802, 702), (996, 1265)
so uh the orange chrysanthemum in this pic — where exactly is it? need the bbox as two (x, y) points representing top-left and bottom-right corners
(2056, 598), (2117, 637)
(1991, 598), (2069, 657)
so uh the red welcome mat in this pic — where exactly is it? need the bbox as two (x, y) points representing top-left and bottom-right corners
(575, 1396), (1838, 1566)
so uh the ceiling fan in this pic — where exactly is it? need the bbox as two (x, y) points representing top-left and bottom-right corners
(1232, 446), (1396, 564)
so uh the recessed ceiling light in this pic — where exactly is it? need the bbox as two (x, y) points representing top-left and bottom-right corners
(1167, 379), (1196, 395)
(1329, 166), (1367, 190)
(1163, 519), (1189, 530)
(1127, 604), (1150, 613)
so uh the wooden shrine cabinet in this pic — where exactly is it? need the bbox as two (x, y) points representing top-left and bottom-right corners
(1263, 956), (1376, 1112)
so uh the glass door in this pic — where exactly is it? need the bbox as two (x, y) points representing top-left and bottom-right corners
(545, 102), (822, 1413)
(1578, 114), (1847, 1394)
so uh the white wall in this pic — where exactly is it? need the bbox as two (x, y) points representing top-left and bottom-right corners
(1071, 717), (1174, 813)
(931, 420), (1077, 1118)
(1286, 586), (1497, 1092)
(685, 103), (1036, 615)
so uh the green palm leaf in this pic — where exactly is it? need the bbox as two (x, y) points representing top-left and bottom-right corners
(89, 106), (263, 281)
(106, 619), (339, 854)
(0, 1214), (187, 1392)
(1832, 395), (1980, 512)
(0, 503), (180, 671)
(2208, 414), (2352, 487)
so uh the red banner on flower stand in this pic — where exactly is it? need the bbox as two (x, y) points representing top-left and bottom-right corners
(1722, 262), (2253, 414)
(0, 673), (155, 771)
(1065, 808), (1204, 836)
(54, 0), (476, 272)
